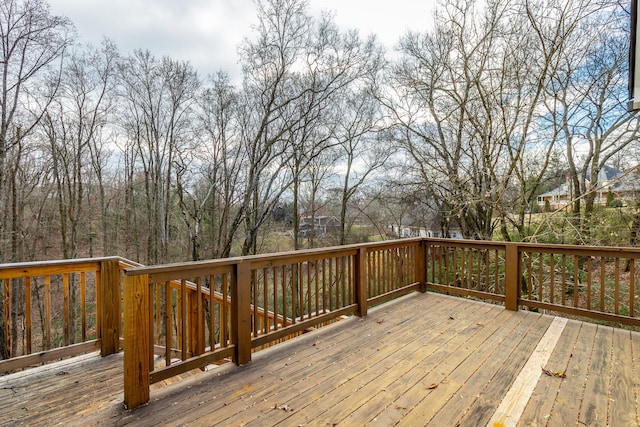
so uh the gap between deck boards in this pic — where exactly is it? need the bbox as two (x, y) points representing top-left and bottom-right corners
(487, 316), (568, 427)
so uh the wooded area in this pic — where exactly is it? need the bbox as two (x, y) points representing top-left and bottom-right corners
(1, 0), (639, 357)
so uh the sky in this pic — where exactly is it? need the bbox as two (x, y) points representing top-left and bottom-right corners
(46, 0), (436, 80)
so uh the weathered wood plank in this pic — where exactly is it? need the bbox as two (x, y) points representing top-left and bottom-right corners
(545, 321), (598, 426)
(608, 328), (636, 426)
(274, 301), (499, 426)
(577, 325), (614, 426)
(518, 319), (582, 426)
(487, 317), (567, 426)
(345, 306), (513, 425)
(415, 313), (552, 426)
(123, 293), (468, 426)
(3, 292), (639, 427)
(370, 310), (539, 426)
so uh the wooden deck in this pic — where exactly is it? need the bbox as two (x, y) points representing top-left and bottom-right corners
(2, 292), (639, 426)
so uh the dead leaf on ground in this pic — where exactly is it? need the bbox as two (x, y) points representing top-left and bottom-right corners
(541, 366), (566, 378)
(427, 383), (438, 389)
(275, 403), (294, 412)
(449, 316), (455, 320)
(313, 341), (321, 347)
(376, 319), (385, 324)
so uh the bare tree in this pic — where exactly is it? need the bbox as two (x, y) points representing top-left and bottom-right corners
(118, 50), (199, 263)
(235, 0), (384, 255)
(0, 0), (73, 359)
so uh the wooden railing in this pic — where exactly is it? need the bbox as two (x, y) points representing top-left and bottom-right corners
(2, 238), (639, 410)
(122, 240), (425, 408)
(423, 239), (640, 325)
(0, 255), (283, 376)
(0, 257), (122, 373)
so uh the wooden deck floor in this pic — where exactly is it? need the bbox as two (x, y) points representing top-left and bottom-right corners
(2, 292), (639, 426)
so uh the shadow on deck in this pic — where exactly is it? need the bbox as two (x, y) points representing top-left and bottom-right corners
(2, 292), (639, 426)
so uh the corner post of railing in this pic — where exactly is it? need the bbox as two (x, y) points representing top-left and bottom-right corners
(123, 272), (150, 409)
(505, 243), (520, 311)
(100, 258), (121, 356)
(417, 239), (428, 293)
(355, 247), (368, 317)
(232, 260), (252, 365)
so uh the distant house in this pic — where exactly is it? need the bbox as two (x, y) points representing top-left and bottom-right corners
(298, 216), (341, 238)
(389, 225), (463, 239)
(537, 166), (640, 211)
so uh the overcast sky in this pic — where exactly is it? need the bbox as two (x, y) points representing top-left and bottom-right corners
(46, 0), (435, 80)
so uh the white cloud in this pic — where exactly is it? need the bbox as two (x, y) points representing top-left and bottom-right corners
(47, 0), (435, 79)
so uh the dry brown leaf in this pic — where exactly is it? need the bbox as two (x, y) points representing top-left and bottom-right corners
(275, 404), (294, 412)
(427, 383), (438, 389)
(376, 319), (385, 324)
(541, 367), (566, 378)
(313, 341), (320, 347)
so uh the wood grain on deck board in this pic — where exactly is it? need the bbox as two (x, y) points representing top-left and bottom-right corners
(487, 316), (567, 427)
(2, 292), (639, 427)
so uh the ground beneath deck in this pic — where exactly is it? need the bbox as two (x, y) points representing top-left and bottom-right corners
(2, 292), (639, 426)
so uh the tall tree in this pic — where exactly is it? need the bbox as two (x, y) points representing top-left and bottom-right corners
(119, 50), (199, 264)
(235, 0), (384, 255)
(0, 0), (73, 359)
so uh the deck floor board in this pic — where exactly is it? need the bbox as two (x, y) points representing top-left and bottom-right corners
(1, 292), (638, 426)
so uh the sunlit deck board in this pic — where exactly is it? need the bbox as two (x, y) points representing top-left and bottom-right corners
(2, 291), (640, 426)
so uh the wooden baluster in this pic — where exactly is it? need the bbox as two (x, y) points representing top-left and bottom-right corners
(561, 255), (567, 306)
(355, 247), (368, 317)
(587, 257), (592, 310)
(25, 277), (31, 354)
(614, 258), (620, 314)
(44, 275), (51, 350)
(165, 281), (172, 366)
(600, 258), (606, 312)
(630, 259), (635, 317)
(63, 273), (70, 346)
(222, 273), (228, 346)
(80, 272), (86, 342)
(550, 255), (555, 304)
(4, 278), (10, 357)
(574, 255), (579, 308)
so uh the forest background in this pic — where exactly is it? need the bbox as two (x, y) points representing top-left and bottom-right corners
(1, 0), (639, 268)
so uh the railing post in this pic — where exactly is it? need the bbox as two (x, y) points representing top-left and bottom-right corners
(505, 243), (520, 311)
(417, 240), (428, 293)
(100, 258), (121, 356)
(123, 273), (150, 409)
(355, 247), (368, 317)
(232, 261), (252, 365)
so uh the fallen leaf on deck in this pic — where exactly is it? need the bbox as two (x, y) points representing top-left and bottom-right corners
(449, 316), (455, 320)
(313, 341), (321, 347)
(427, 383), (438, 389)
(541, 367), (566, 378)
(275, 403), (294, 412)
(376, 319), (385, 324)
